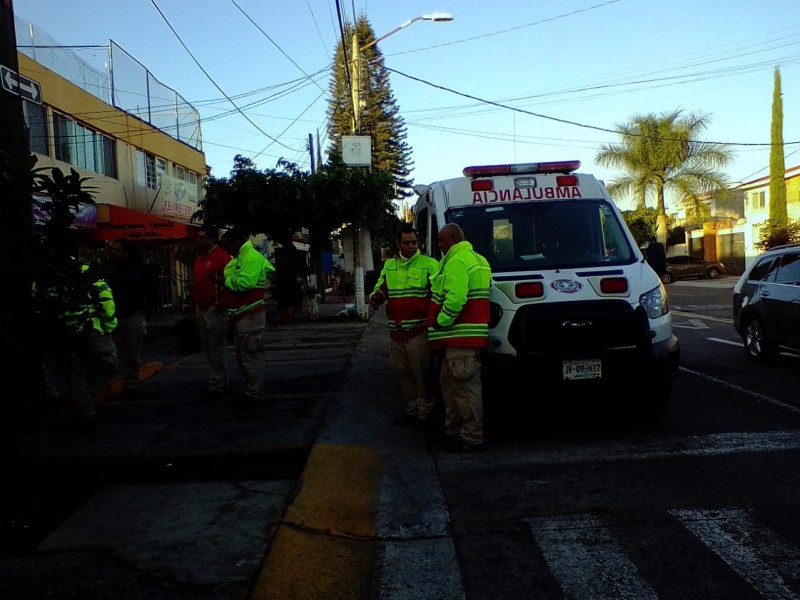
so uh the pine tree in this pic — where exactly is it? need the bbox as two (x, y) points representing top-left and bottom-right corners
(326, 16), (414, 199)
(769, 65), (788, 225)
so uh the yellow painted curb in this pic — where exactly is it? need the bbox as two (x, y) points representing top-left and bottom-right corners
(251, 444), (386, 599)
(95, 361), (164, 403)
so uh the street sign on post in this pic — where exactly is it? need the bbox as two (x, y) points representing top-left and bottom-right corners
(1, 63), (42, 104)
(342, 135), (372, 167)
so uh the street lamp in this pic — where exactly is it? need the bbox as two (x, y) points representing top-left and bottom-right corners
(349, 12), (453, 320)
(351, 12), (453, 132)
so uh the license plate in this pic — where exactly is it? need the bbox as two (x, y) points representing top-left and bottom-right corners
(562, 359), (602, 380)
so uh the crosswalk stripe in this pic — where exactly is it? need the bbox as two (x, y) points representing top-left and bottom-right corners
(445, 431), (800, 471)
(671, 508), (800, 600)
(527, 514), (657, 600)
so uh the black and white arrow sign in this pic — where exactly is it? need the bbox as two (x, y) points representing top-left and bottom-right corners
(0, 64), (42, 104)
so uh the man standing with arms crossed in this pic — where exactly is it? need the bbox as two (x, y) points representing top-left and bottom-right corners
(428, 223), (492, 453)
(369, 224), (439, 429)
(217, 228), (275, 409)
(192, 225), (231, 400)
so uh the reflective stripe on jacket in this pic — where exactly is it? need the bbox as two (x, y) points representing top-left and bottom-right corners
(61, 265), (117, 335)
(427, 241), (491, 349)
(221, 240), (275, 320)
(370, 250), (438, 340)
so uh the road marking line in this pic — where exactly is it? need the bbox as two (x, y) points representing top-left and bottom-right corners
(680, 367), (800, 414)
(673, 310), (734, 324)
(707, 337), (741, 347)
(671, 508), (800, 600)
(528, 514), (657, 600)
(445, 431), (800, 470)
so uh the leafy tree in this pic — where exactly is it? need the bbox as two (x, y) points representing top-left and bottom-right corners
(194, 154), (396, 301)
(621, 206), (659, 248)
(1, 152), (101, 440)
(755, 218), (800, 251)
(326, 16), (413, 199)
(306, 155), (396, 292)
(198, 155), (305, 249)
(769, 66), (788, 225)
(596, 110), (734, 248)
(667, 225), (687, 246)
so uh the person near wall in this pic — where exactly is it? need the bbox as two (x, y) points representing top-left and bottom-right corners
(428, 223), (492, 453)
(36, 261), (118, 433)
(192, 225), (232, 400)
(100, 237), (157, 401)
(217, 228), (275, 409)
(369, 224), (440, 429)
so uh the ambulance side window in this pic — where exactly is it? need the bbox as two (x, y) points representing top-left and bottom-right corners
(416, 206), (430, 254)
(430, 220), (440, 260)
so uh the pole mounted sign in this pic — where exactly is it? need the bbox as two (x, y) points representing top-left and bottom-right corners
(1, 63), (41, 104)
(342, 135), (372, 167)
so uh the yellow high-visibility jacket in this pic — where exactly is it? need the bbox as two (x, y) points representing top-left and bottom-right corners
(427, 241), (491, 349)
(370, 249), (438, 340)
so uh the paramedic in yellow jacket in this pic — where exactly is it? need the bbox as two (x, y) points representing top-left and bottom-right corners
(36, 262), (118, 433)
(218, 228), (275, 409)
(428, 223), (491, 453)
(369, 224), (439, 428)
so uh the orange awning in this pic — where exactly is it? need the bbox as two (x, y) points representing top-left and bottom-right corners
(86, 204), (200, 242)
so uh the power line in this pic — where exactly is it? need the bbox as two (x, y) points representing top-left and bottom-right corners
(228, 0), (327, 94)
(387, 0), (622, 57)
(148, 0), (300, 154)
(252, 89), (327, 160)
(386, 66), (800, 148)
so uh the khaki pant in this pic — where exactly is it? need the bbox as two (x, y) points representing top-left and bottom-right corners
(114, 310), (147, 390)
(58, 333), (117, 420)
(233, 311), (266, 401)
(440, 347), (484, 445)
(196, 304), (229, 392)
(389, 331), (435, 420)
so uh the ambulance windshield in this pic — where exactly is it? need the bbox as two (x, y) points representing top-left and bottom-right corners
(448, 200), (634, 273)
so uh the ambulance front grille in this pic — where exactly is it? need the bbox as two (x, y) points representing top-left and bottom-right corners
(507, 300), (650, 355)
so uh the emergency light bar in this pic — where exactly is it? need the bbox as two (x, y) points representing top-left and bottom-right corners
(463, 160), (581, 179)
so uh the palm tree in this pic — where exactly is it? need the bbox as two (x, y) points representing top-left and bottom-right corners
(596, 110), (734, 247)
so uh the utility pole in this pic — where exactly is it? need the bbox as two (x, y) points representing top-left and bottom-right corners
(0, 0), (38, 462)
(350, 30), (367, 319)
(344, 15), (453, 320)
(351, 31), (360, 135)
(315, 128), (322, 170)
(1, 0), (26, 156)
(308, 133), (315, 174)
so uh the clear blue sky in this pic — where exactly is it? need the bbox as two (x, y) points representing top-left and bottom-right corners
(13, 0), (800, 210)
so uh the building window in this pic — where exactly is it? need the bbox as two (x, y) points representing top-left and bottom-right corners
(22, 99), (48, 155)
(156, 158), (166, 189)
(136, 149), (157, 189)
(186, 171), (199, 201)
(751, 191), (766, 210)
(52, 112), (117, 178)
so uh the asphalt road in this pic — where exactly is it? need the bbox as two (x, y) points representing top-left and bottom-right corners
(432, 275), (800, 600)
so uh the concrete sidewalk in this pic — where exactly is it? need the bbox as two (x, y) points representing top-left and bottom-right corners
(1, 301), (463, 599)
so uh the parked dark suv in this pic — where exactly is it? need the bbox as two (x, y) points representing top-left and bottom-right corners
(661, 254), (725, 284)
(733, 243), (800, 361)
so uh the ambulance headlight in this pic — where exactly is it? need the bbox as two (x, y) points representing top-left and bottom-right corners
(639, 284), (669, 319)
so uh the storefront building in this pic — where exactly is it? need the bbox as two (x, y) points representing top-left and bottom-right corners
(17, 19), (206, 323)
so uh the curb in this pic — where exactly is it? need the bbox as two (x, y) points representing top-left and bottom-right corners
(95, 361), (165, 403)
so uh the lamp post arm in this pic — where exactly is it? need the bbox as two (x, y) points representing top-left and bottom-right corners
(360, 16), (423, 51)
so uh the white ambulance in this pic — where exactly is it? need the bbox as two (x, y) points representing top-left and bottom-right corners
(412, 160), (680, 410)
